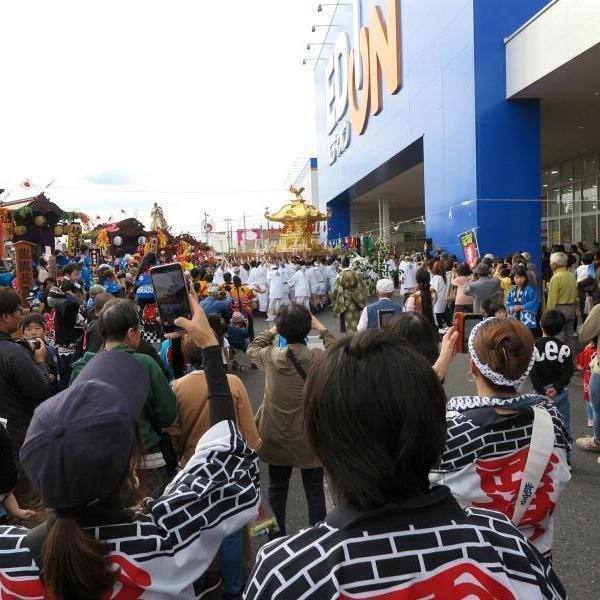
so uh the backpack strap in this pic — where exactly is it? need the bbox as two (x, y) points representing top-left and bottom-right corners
(511, 405), (556, 526)
(287, 348), (307, 381)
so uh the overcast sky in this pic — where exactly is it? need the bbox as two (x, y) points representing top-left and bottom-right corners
(0, 0), (326, 234)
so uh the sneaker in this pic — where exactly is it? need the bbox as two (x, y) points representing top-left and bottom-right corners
(197, 574), (221, 598)
(575, 436), (600, 452)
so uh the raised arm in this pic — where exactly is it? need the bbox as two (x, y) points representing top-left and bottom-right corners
(247, 329), (276, 370)
(172, 293), (235, 425)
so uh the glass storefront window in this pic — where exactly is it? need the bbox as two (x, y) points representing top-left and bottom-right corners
(561, 184), (573, 214)
(541, 221), (548, 246)
(581, 215), (597, 247)
(548, 219), (560, 246)
(542, 155), (600, 249)
(560, 218), (572, 246)
(583, 155), (599, 178)
(541, 189), (548, 218)
(573, 181), (582, 214)
(548, 187), (560, 217)
(561, 161), (573, 182)
(582, 177), (598, 212)
(549, 166), (561, 186)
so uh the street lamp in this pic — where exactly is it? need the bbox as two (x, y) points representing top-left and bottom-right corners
(311, 24), (340, 32)
(307, 42), (333, 51)
(317, 3), (351, 12)
(302, 58), (327, 65)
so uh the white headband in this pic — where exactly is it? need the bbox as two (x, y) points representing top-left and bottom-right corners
(468, 318), (535, 389)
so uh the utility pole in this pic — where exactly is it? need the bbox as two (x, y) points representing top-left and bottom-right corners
(224, 218), (233, 253)
(242, 212), (247, 253)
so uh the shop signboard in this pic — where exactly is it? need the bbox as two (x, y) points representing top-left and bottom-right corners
(324, 0), (402, 165)
(68, 223), (83, 256)
(459, 229), (479, 268)
(14, 240), (35, 306)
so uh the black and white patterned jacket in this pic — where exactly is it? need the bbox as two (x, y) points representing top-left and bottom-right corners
(245, 486), (566, 600)
(0, 421), (259, 599)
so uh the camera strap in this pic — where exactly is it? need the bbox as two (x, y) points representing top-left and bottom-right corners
(287, 348), (307, 381)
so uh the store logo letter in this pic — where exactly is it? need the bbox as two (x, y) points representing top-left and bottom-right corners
(349, 0), (402, 134)
(327, 0), (402, 164)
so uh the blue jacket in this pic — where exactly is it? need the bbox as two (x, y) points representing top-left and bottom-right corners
(80, 266), (91, 289)
(0, 273), (14, 287)
(200, 297), (233, 316)
(366, 298), (403, 328)
(506, 285), (539, 329)
(227, 324), (249, 350)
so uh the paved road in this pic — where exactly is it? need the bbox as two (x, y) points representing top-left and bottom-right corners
(236, 309), (598, 598)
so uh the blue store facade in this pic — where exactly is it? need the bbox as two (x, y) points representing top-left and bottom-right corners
(313, 0), (569, 263)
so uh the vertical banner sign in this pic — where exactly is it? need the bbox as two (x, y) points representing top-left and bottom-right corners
(14, 241), (34, 306)
(459, 229), (480, 268)
(68, 223), (83, 256)
(89, 248), (100, 276)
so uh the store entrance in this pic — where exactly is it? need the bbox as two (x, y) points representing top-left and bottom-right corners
(519, 44), (600, 250)
(348, 139), (425, 254)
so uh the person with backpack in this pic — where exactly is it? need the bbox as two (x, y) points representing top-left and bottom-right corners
(247, 305), (334, 536)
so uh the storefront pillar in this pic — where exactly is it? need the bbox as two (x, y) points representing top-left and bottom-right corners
(378, 195), (390, 241)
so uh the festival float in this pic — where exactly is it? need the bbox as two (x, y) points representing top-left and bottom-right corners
(0, 193), (65, 255)
(0, 191), (94, 262)
(264, 186), (330, 254)
(90, 203), (211, 264)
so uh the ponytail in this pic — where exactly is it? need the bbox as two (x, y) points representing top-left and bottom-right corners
(418, 282), (435, 326)
(42, 517), (117, 600)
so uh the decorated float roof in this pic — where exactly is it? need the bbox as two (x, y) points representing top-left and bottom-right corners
(265, 186), (328, 223)
(0, 193), (64, 217)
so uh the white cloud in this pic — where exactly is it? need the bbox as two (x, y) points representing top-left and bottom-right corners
(0, 0), (324, 233)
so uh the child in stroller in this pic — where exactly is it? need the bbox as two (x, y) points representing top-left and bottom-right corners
(227, 311), (250, 372)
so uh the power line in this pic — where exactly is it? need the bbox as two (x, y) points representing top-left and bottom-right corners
(0, 181), (284, 195)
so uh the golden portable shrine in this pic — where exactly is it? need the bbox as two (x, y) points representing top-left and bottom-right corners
(265, 186), (330, 253)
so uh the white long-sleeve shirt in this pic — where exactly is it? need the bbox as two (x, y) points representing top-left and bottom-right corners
(287, 269), (310, 297)
(267, 269), (286, 299)
(400, 261), (416, 292)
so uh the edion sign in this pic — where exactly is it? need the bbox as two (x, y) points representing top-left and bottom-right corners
(325, 0), (402, 165)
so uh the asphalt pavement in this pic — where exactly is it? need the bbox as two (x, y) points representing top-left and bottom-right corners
(236, 308), (598, 599)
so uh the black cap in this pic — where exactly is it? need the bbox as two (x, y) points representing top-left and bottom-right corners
(20, 351), (150, 510)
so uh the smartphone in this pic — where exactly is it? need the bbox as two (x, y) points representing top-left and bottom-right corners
(378, 309), (396, 328)
(150, 263), (192, 334)
(454, 312), (485, 353)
